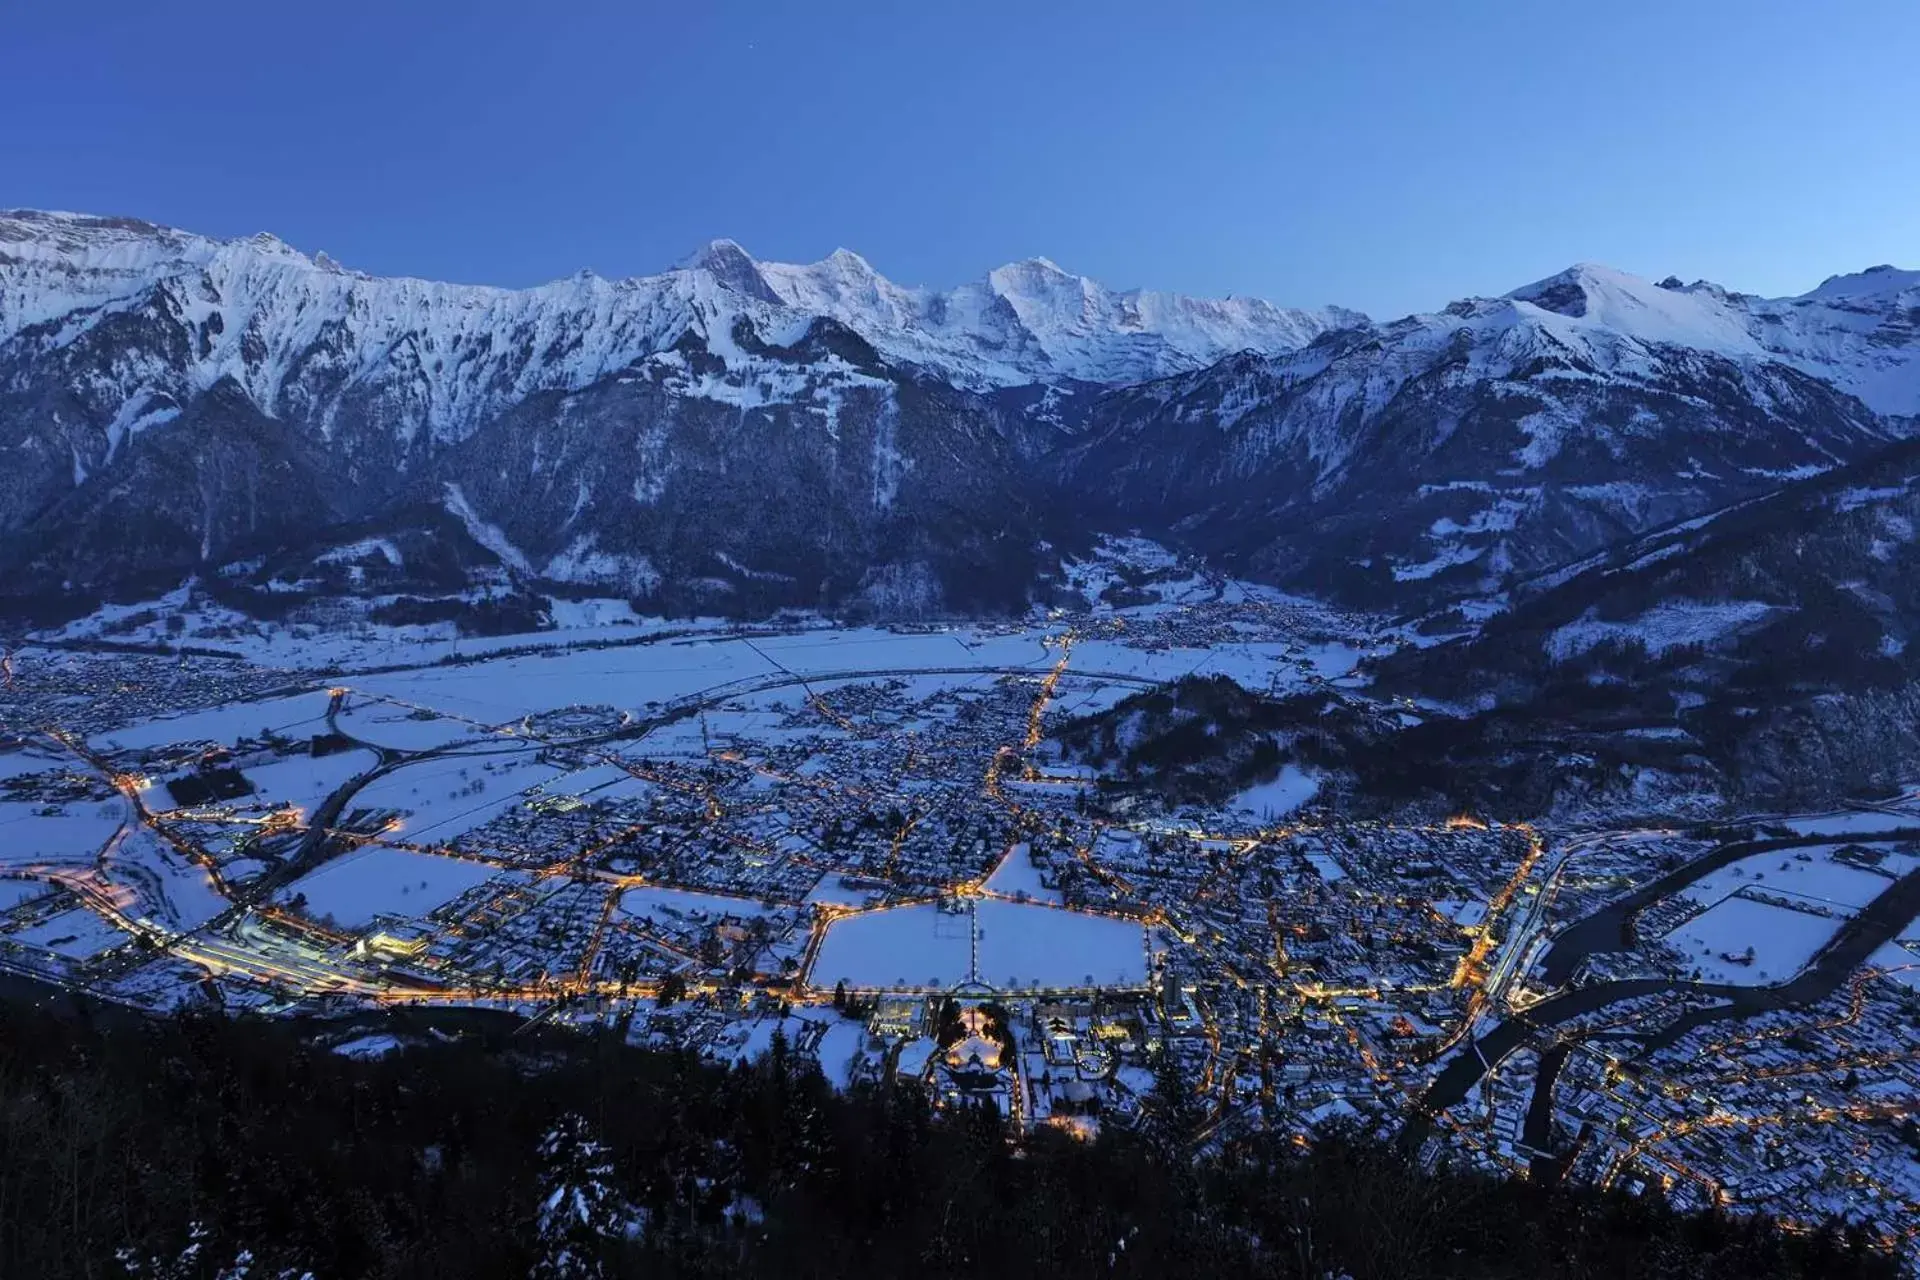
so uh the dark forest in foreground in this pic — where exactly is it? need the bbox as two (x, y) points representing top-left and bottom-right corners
(0, 999), (1898, 1280)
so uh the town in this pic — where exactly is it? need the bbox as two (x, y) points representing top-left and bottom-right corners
(4, 568), (1919, 1264)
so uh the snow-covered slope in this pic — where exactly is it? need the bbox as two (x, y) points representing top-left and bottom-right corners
(1749, 266), (1920, 419)
(1504, 263), (1766, 359)
(751, 246), (1365, 387)
(0, 209), (762, 454)
(1508, 262), (1920, 417)
(1, 206), (1915, 617)
(0, 210), (1359, 428)
(1053, 263), (1903, 603)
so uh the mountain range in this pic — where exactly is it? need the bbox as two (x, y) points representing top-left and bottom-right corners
(2, 207), (1917, 621)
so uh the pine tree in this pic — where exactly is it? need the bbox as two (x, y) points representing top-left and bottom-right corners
(116, 1222), (313, 1280)
(1146, 1046), (1206, 1164)
(531, 1114), (631, 1279)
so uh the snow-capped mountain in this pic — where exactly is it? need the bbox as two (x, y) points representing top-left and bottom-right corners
(0, 210), (1359, 440)
(1508, 262), (1920, 419)
(1051, 263), (1908, 602)
(737, 241), (1366, 387)
(0, 209), (1359, 607)
(0, 207), (1915, 617)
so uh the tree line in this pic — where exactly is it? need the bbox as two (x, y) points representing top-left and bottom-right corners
(0, 997), (1897, 1279)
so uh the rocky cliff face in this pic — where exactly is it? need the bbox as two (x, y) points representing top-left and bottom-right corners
(2, 210), (1914, 618)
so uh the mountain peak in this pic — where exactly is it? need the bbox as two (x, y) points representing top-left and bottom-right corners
(1802, 264), (1920, 303)
(676, 236), (755, 271)
(1501, 262), (1761, 357)
(823, 247), (876, 274)
(675, 237), (780, 303)
(238, 230), (310, 263)
(1505, 262), (1639, 317)
(991, 256), (1074, 283)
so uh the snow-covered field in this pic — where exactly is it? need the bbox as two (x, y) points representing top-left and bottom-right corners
(1305, 851), (1347, 883)
(1663, 895), (1841, 985)
(617, 885), (775, 925)
(33, 588), (741, 672)
(351, 750), (563, 843)
(108, 827), (228, 932)
(0, 800), (125, 869)
(282, 847), (504, 930)
(1680, 845), (1902, 915)
(809, 899), (1148, 991)
(8, 906), (128, 959)
(0, 878), (54, 911)
(0, 747), (65, 781)
(319, 625), (1355, 732)
(803, 874), (877, 909)
(333, 700), (490, 751)
(94, 692), (332, 752)
(215, 749), (378, 817)
(1232, 765), (1321, 819)
(1778, 811), (1920, 838)
(982, 844), (1064, 904)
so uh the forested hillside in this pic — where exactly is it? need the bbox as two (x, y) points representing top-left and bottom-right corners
(0, 999), (1895, 1279)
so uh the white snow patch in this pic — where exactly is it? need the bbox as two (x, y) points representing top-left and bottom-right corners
(441, 483), (533, 575)
(1548, 601), (1779, 661)
(1231, 765), (1321, 819)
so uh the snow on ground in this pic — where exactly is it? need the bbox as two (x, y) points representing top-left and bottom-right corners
(809, 899), (1147, 990)
(282, 846), (505, 930)
(803, 874), (878, 908)
(213, 749), (378, 817)
(1680, 846), (1897, 914)
(1872, 940), (1920, 989)
(0, 878), (54, 911)
(1060, 536), (1185, 602)
(1392, 542), (1486, 583)
(982, 843), (1065, 905)
(1778, 811), (1920, 837)
(332, 1033), (404, 1059)
(812, 1020), (870, 1088)
(895, 1037), (937, 1079)
(753, 628), (1057, 677)
(94, 692), (332, 752)
(1547, 601), (1780, 661)
(1663, 895), (1842, 985)
(717, 1006), (842, 1066)
(1305, 852), (1347, 883)
(1068, 638), (1357, 690)
(1047, 680), (1142, 719)
(6, 906), (127, 959)
(107, 826), (228, 932)
(348, 638), (784, 724)
(1232, 765), (1321, 819)
(351, 750), (564, 842)
(0, 799), (126, 868)
(335, 700), (491, 751)
(343, 627), (1084, 729)
(617, 886), (776, 924)
(543, 597), (643, 629)
(0, 747), (64, 781)
(36, 591), (747, 671)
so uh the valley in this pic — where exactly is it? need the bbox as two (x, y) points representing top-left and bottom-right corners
(5, 551), (1920, 1257)
(4, 207), (1920, 1267)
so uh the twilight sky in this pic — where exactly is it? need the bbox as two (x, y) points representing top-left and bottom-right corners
(4, 0), (1914, 317)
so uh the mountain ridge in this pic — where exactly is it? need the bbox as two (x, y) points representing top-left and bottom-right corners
(2, 206), (1916, 618)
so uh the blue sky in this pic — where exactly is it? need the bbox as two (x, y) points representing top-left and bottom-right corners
(4, 1), (1914, 317)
